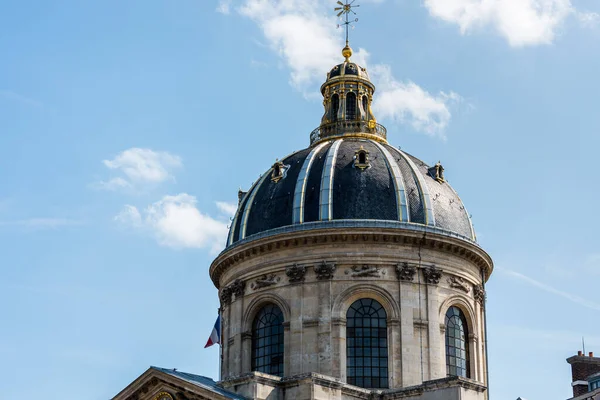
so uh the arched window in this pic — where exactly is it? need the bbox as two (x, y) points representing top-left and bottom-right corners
(252, 304), (284, 376)
(358, 151), (366, 165)
(445, 306), (470, 378)
(362, 96), (368, 118)
(346, 298), (388, 388)
(346, 92), (357, 120)
(331, 94), (339, 122)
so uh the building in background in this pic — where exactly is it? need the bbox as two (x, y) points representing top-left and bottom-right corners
(567, 351), (600, 400)
(112, 24), (494, 400)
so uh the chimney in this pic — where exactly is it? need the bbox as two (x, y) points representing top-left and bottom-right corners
(567, 351), (600, 398)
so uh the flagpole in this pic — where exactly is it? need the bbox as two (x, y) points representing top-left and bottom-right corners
(218, 307), (223, 381)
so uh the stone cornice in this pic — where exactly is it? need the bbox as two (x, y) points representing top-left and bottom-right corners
(210, 227), (493, 288)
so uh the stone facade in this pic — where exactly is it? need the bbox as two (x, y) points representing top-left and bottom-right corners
(210, 227), (493, 399)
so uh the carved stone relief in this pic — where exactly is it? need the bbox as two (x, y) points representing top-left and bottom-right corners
(422, 266), (442, 285)
(447, 275), (470, 293)
(250, 274), (280, 290)
(219, 286), (232, 305)
(286, 263), (307, 283)
(229, 279), (245, 298)
(314, 261), (336, 280)
(396, 262), (417, 281)
(474, 284), (486, 306)
(345, 264), (385, 278)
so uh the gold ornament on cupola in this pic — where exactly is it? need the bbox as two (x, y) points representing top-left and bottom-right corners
(310, 1), (385, 146)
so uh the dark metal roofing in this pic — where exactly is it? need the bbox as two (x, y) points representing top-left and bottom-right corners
(151, 366), (246, 400)
(227, 138), (476, 248)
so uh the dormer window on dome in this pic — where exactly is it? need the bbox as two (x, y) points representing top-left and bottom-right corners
(429, 161), (445, 183)
(271, 160), (286, 183)
(354, 146), (370, 170)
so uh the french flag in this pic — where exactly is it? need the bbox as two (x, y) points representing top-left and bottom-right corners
(204, 315), (221, 348)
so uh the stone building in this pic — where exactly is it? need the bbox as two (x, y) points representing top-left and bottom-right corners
(112, 43), (494, 400)
(567, 351), (600, 400)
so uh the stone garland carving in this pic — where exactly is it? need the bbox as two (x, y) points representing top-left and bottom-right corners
(473, 284), (486, 306)
(219, 286), (232, 305)
(447, 275), (470, 293)
(314, 261), (336, 280)
(230, 279), (246, 297)
(345, 264), (385, 278)
(250, 274), (280, 290)
(422, 266), (442, 285)
(396, 262), (417, 281)
(286, 263), (307, 283)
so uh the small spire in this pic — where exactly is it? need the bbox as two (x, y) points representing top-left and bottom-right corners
(335, 1), (359, 61)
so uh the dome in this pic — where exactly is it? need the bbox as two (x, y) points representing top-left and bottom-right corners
(326, 61), (370, 81)
(225, 45), (476, 249)
(227, 138), (475, 247)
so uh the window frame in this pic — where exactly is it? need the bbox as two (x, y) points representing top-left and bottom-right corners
(346, 298), (389, 389)
(251, 303), (285, 377)
(445, 306), (470, 378)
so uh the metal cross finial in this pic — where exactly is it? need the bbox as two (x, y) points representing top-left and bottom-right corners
(335, 1), (360, 46)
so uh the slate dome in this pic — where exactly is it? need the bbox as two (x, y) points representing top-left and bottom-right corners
(227, 138), (475, 247)
(226, 46), (475, 248)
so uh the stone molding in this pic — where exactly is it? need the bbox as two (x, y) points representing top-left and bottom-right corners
(302, 319), (319, 328)
(210, 228), (493, 288)
(413, 319), (429, 329)
(220, 372), (487, 399)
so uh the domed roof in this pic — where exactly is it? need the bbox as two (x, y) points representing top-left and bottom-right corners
(327, 60), (370, 80)
(227, 138), (475, 248)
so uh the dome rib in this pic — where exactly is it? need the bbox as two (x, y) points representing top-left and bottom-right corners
(292, 142), (329, 224)
(393, 148), (436, 226)
(238, 169), (272, 241)
(373, 141), (409, 222)
(319, 139), (343, 221)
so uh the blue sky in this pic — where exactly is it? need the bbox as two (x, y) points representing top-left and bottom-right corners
(1, 1), (599, 399)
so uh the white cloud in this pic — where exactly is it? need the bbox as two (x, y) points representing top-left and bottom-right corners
(114, 205), (142, 227)
(92, 177), (132, 191)
(578, 11), (600, 27)
(216, 201), (238, 217)
(103, 148), (181, 184)
(499, 267), (600, 311)
(239, 0), (340, 90)
(424, 0), (576, 47)
(116, 195), (229, 254)
(94, 148), (182, 191)
(217, 0), (232, 14)
(232, 0), (461, 136)
(370, 64), (462, 137)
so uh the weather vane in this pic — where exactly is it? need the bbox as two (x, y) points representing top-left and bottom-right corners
(335, 1), (360, 47)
